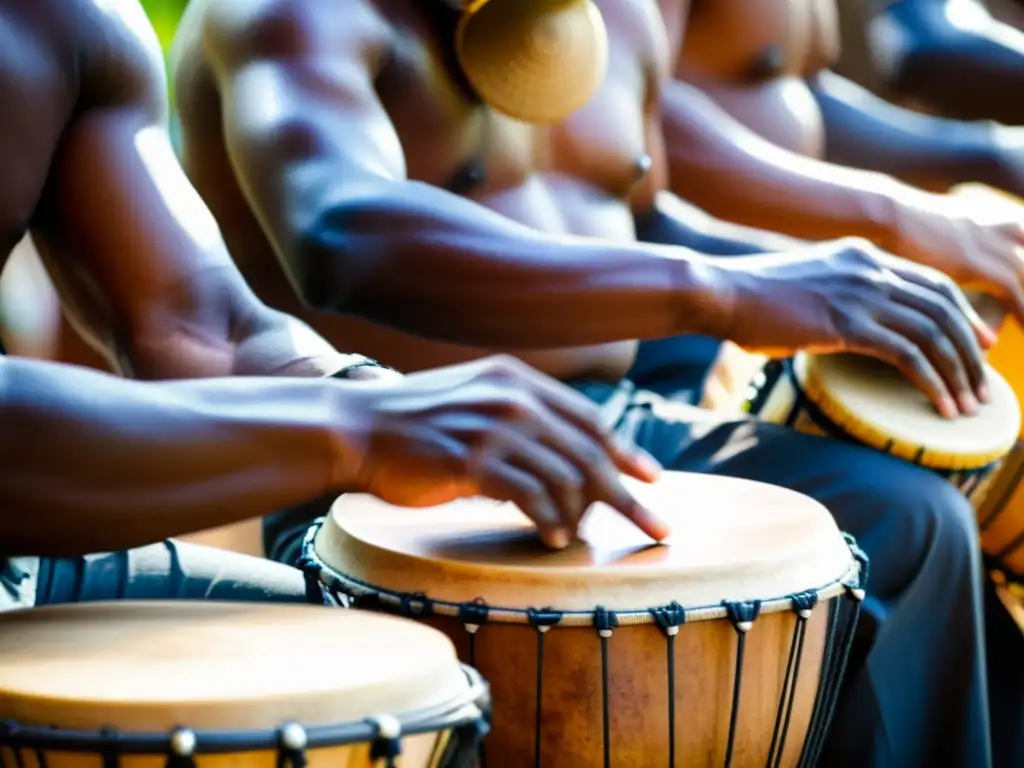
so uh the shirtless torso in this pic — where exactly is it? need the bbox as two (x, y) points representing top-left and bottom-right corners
(676, 0), (839, 157)
(175, 0), (666, 379)
(0, 0), (185, 372)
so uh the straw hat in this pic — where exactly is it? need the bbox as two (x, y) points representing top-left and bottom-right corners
(455, 0), (609, 124)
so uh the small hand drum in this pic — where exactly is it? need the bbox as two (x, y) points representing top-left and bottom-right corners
(0, 602), (489, 768)
(748, 353), (1019, 503)
(301, 471), (865, 767)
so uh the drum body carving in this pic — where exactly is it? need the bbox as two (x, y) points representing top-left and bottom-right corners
(748, 354), (1019, 506)
(0, 602), (489, 768)
(303, 472), (865, 768)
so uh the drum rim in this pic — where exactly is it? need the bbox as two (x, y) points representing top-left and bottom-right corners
(789, 355), (1013, 471)
(0, 666), (489, 756)
(300, 520), (865, 628)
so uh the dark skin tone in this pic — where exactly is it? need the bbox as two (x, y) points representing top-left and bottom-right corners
(175, 0), (991, 420)
(0, 239), (112, 369)
(865, 0), (1024, 125)
(660, 0), (1024, 351)
(0, 0), (669, 555)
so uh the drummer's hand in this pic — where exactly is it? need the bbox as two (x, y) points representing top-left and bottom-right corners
(720, 238), (995, 419)
(890, 187), (1024, 326)
(344, 355), (670, 549)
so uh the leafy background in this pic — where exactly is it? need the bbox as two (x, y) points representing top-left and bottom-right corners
(140, 0), (190, 145)
(141, 0), (189, 60)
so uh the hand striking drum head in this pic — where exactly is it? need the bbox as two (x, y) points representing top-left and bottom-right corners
(307, 471), (865, 767)
(316, 472), (855, 612)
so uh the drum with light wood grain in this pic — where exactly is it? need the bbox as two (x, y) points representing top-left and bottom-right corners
(301, 471), (865, 768)
(748, 353), (1019, 507)
(0, 602), (489, 768)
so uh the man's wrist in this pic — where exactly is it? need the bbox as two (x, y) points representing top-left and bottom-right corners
(322, 383), (377, 489)
(854, 173), (910, 255)
(665, 253), (739, 339)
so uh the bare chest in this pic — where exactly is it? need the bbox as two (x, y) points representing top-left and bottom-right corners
(0, 11), (72, 259)
(680, 0), (840, 83)
(376, 7), (652, 217)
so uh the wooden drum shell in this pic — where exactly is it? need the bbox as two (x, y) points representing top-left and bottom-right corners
(409, 609), (830, 767)
(306, 472), (864, 768)
(0, 603), (488, 768)
(1, 739), (452, 768)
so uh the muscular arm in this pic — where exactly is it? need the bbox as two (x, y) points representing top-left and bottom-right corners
(0, 357), (362, 557)
(809, 69), (1001, 191)
(660, 76), (906, 249)
(631, 15), (808, 256)
(29, 0), (351, 381)
(876, 0), (1024, 123)
(201, 0), (736, 348)
(635, 192), (804, 255)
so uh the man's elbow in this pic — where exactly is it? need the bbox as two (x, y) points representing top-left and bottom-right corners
(290, 244), (342, 313)
(290, 196), (392, 313)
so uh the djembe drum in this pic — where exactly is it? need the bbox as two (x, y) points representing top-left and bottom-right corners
(0, 602), (489, 768)
(950, 183), (1024, 581)
(747, 353), (1019, 505)
(300, 471), (866, 767)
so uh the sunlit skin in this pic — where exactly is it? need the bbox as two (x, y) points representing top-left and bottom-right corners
(656, 0), (1024, 350)
(173, 0), (994, 424)
(0, 0), (675, 555)
(0, 0), (348, 381)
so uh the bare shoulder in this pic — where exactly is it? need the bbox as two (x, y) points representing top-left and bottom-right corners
(67, 0), (167, 114)
(604, 0), (672, 81)
(195, 0), (394, 73)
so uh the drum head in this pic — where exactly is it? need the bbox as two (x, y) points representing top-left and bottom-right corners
(796, 354), (1019, 470)
(315, 471), (855, 612)
(0, 602), (469, 731)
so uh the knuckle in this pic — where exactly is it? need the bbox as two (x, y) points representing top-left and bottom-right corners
(934, 335), (961, 366)
(829, 309), (863, 339)
(575, 440), (608, 472)
(577, 400), (605, 429)
(484, 354), (524, 381)
(451, 450), (477, 477)
(520, 485), (550, 516)
(464, 424), (498, 450)
(897, 347), (925, 373)
(837, 236), (877, 257)
(494, 392), (536, 421)
(556, 468), (587, 497)
(841, 241), (884, 270)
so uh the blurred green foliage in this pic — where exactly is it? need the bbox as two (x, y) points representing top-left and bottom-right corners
(140, 0), (189, 146)
(140, 0), (190, 55)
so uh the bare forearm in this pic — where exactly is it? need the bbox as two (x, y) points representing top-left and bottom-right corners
(229, 307), (384, 378)
(662, 78), (902, 248)
(299, 181), (731, 347)
(0, 359), (359, 556)
(810, 70), (1000, 191)
(636, 192), (804, 255)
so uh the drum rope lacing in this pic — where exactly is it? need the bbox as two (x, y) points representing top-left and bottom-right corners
(299, 522), (868, 768)
(0, 668), (490, 768)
